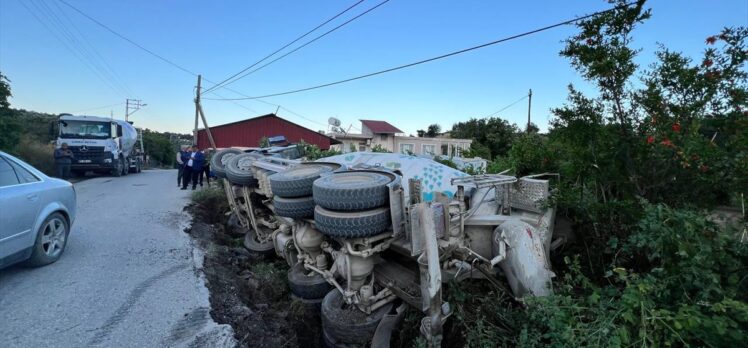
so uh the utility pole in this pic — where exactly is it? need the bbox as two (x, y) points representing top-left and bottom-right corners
(527, 89), (532, 133)
(194, 75), (217, 150)
(125, 98), (146, 122)
(193, 76), (201, 144)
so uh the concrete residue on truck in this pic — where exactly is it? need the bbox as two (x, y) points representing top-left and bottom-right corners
(56, 114), (144, 177)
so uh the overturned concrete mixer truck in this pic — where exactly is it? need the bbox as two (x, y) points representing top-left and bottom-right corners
(211, 148), (557, 347)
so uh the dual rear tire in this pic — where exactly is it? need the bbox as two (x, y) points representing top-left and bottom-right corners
(312, 171), (393, 238)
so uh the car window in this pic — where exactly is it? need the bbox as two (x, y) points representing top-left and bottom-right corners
(0, 157), (20, 187)
(8, 160), (40, 183)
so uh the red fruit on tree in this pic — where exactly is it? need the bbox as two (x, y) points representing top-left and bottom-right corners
(706, 36), (717, 45)
(672, 123), (681, 132)
(647, 135), (655, 144)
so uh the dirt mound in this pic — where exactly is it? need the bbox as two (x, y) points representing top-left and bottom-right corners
(185, 204), (322, 348)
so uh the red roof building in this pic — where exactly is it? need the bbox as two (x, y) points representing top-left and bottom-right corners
(197, 114), (340, 150)
(360, 120), (404, 134)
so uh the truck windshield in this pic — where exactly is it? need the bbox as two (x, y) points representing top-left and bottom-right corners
(59, 121), (111, 139)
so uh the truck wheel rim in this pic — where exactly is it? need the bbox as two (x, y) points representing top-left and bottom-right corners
(41, 218), (66, 258)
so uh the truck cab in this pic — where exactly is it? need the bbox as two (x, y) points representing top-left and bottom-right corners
(56, 114), (142, 177)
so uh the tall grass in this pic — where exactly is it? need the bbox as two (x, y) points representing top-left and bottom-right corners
(17, 136), (55, 175)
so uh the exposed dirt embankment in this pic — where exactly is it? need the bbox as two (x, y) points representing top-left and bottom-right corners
(185, 201), (322, 348)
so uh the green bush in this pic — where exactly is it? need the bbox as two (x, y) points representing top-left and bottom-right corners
(506, 133), (554, 176)
(519, 203), (748, 347)
(371, 144), (391, 153)
(298, 141), (341, 160)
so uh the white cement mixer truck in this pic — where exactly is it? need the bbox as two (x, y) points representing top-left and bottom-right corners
(55, 114), (144, 177)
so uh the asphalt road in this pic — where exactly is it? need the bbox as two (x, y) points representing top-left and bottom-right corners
(0, 169), (235, 348)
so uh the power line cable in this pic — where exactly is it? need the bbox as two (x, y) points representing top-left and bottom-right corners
(72, 102), (126, 113)
(48, 0), (134, 97)
(57, 0), (200, 77)
(204, 1), (638, 101)
(54, 0), (337, 128)
(485, 95), (528, 118)
(21, 0), (126, 98)
(206, 0), (390, 93)
(202, 0), (367, 95)
(35, 0), (131, 97)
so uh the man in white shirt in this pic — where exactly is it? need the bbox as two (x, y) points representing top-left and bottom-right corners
(176, 145), (187, 187)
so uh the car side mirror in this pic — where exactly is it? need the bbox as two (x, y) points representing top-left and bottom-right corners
(116, 125), (123, 137)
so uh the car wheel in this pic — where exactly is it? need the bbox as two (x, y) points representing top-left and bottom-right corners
(313, 171), (391, 211)
(269, 164), (332, 198)
(314, 206), (391, 238)
(321, 289), (393, 346)
(287, 262), (333, 300)
(26, 213), (69, 267)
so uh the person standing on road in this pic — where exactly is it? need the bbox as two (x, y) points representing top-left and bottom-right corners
(176, 145), (187, 187)
(54, 142), (75, 180)
(199, 148), (212, 187)
(181, 145), (205, 190)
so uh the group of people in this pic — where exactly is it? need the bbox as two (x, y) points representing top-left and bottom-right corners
(177, 145), (212, 190)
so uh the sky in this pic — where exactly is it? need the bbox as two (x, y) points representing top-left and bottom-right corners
(0, 0), (746, 136)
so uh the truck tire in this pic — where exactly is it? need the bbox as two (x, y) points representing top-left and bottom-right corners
(211, 149), (242, 179)
(226, 153), (260, 186)
(243, 228), (274, 257)
(287, 263), (333, 300)
(111, 157), (123, 177)
(321, 289), (393, 346)
(313, 172), (391, 211)
(314, 206), (390, 238)
(273, 196), (315, 218)
(269, 165), (332, 198)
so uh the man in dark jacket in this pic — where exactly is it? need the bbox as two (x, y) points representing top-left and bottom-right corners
(54, 143), (75, 179)
(181, 145), (205, 190)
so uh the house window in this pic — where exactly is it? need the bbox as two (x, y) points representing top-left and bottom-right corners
(423, 144), (435, 155)
(441, 144), (449, 156)
(380, 134), (388, 141)
(400, 143), (414, 154)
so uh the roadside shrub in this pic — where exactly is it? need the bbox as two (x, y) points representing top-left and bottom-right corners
(371, 144), (391, 153)
(519, 203), (748, 347)
(17, 136), (54, 175)
(299, 142), (341, 160)
(486, 157), (513, 174)
(432, 156), (458, 169)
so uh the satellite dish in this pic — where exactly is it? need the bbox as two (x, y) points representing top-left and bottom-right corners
(328, 117), (341, 127)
